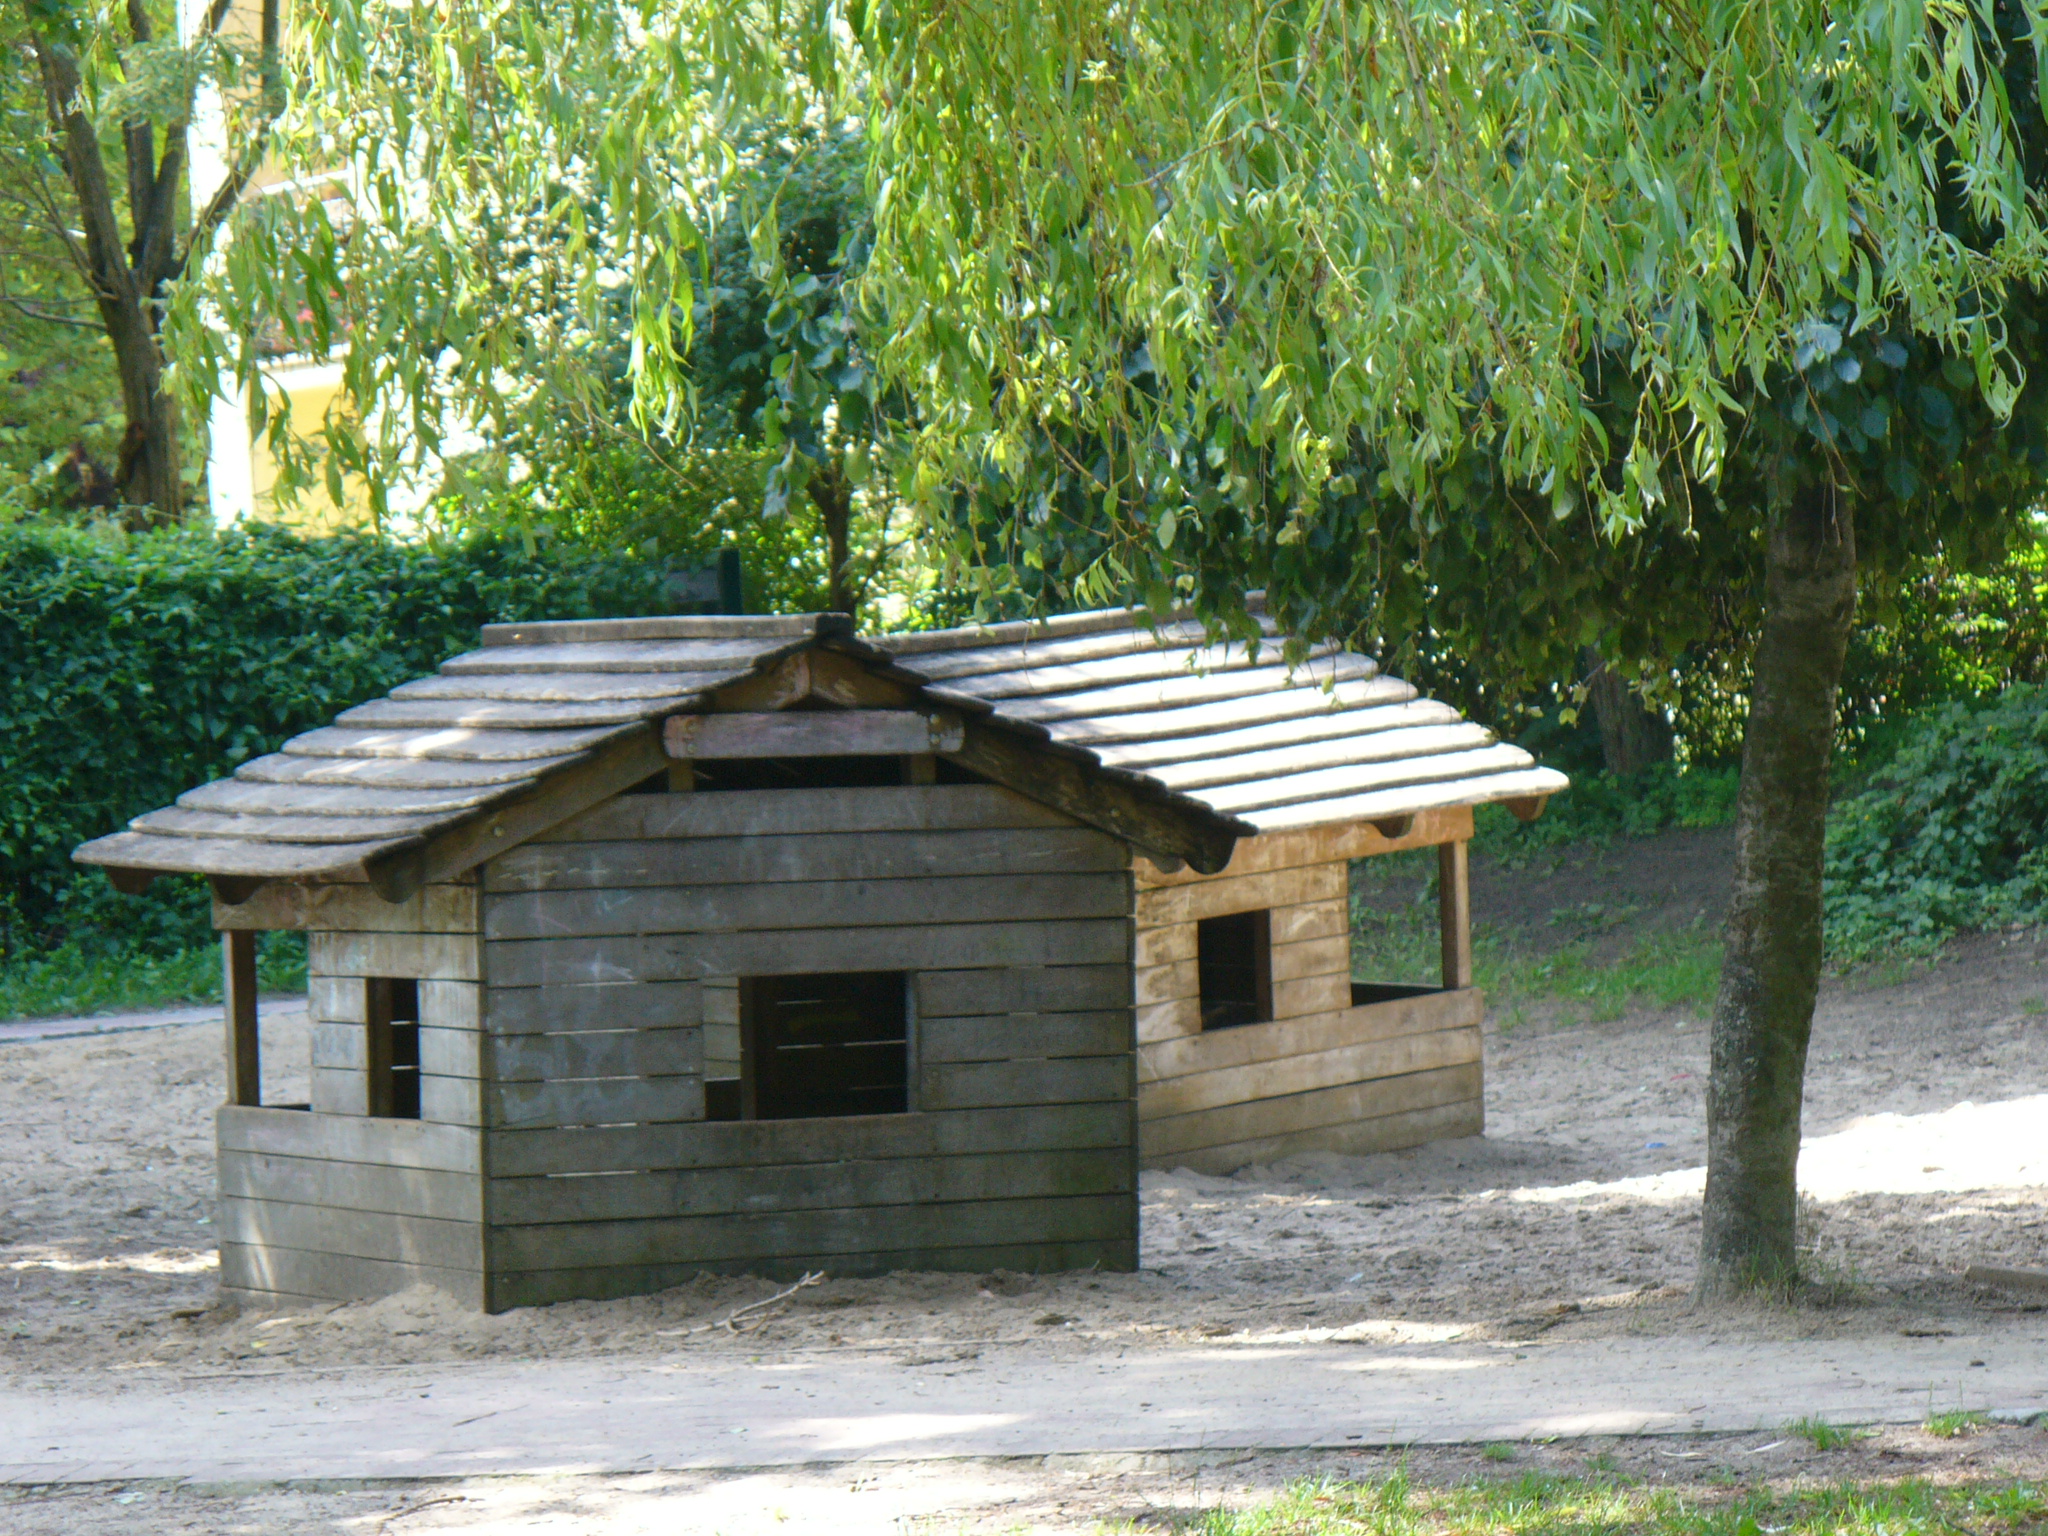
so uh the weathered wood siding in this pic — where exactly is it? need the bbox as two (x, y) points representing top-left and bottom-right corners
(1133, 807), (1483, 1172)
(300, 885), (483, 1124)
(215, 1104), (485, 1308)
(476, 783), (1136, 1307)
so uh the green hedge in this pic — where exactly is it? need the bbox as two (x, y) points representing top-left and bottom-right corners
(1825, 683), (2048, 957)
(0, 522), (669, 959)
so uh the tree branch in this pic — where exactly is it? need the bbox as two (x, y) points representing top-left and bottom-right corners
(26, 30), (139, 321)
(0, 294), (103, 330)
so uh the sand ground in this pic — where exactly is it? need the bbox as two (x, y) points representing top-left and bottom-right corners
(2, 832), (2045, 1530)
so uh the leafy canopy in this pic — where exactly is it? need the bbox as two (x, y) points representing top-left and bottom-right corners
(177, 1), (2048, 628)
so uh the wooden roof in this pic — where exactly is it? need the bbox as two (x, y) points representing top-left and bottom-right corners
(73, 606), (1567, 897)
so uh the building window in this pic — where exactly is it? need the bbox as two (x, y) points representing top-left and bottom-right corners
(1197, 910), (1272, 1031)
(367, 977), (421, 1119)
(714, 972), (910, 1121)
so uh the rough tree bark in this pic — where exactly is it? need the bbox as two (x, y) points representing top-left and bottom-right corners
(810, 464), (855, 614)
(23, 0), (278, 523)
(1582, 648), (1675, 775)
(1698, 484), (1858, 1297)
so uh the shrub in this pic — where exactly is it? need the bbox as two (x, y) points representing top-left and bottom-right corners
(1825, 684), (2048, 957)
(0, 521), (669, 961)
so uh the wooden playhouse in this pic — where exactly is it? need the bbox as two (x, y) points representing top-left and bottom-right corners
(75, 608), (1565, 1311)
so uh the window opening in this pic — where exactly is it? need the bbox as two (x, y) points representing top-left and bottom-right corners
(725, 971), (909, 1120)
(367, 977), (421, 1120)
(1197, 910), (1272, 1031)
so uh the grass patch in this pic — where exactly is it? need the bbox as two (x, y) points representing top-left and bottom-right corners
(1157, 1473), (2047, 1536)
(1351, 862), (1722, 1023)
(0, 932), (305, 1022)
(1926, 1410), (1990, 1439)
(1786, 1416), (1868, 1451)
(1481, 1443), (1518, 1464)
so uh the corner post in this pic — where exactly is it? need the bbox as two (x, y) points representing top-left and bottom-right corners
(1437, 840), (1472, 991)
(223, 930), (260, 1106)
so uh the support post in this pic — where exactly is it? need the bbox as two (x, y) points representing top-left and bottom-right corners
(223, 930), (260, 1106)
(1437, 840), (1472, 991)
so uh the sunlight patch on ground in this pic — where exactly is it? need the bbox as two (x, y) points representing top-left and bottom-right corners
(1505, 1094), (2048, 1207)
(6, 1248), (216, 1276)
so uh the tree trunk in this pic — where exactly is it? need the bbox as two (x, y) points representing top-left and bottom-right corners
(30, 28), (184, 524)
(1582, 648), (1673, 776)
(1698, 485), (1857, 1298)
(811, 466), (854, 614)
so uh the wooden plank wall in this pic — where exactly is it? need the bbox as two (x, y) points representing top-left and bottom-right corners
(1133, 807), (1485, 1174)
(210, 883), (492, 1308)
(476, 783), (1137, 1308)
(215, 1105), (485, 1308)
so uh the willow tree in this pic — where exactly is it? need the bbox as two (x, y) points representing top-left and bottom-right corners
(176, 0), (2048, 1294)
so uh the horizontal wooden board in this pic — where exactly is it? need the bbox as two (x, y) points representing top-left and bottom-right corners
(219, 1195), (486, 1271)
(481, 872), (1132, 941)
(310, 1021), (366, 1071)
(483, 919), (1130, 988)
(489, 1074), (705, 1131)
(915, 964), (1130, 1017)
(1271, 972), (1352, 1021)
(918, 1010), (1131, 1064)
(142, 804), (448, 845)
(1139, 988), (1484, 1083)
(235, 751), (572, 791)
(217, 1106), (481, 1173)
(537, 784), (1078, 844)
(484, 981), (699, 1035)
(1143, 1096), (1484, 1175)
(309, 930), (479, 982)
(394, 668), (744, 704)
(486, 1191), (1132, 1273)
(1134, 922), (1196, 968)
(921, 1055), (1131, 1111)
(1093, 699), (1468, 773)
(1136, 862), (1346, 927)
(1269, 934), (1352, 984)
(220, 1242), (483, 1309)
(1038, 674), (1413, 748)
(420, 1074), (484, 1128)
(666, 710), (961, 759)
(1138, 1025), (1480, 1121)
(479, 615), (829, 646)
(488, 1027), (704, 1083)
(1271, 899), (1348, 945)
(338, 695), (699, 731)
(486, 1147), (1131, 1226)
(421, 980), (482, 1031)
(990, 655), (1372, 725)
(484, 1101), (1131, 1179)
(1200, 743), (1534, 817)
(1144, 722), (1498, 794)
(487, 1237), (1138, 1306)
(1140, 1062), (1482, 1159)
(1244, 769), (1565, 836)
(487, 827), (1128, 893)
(883, 619), (1211, 675)
(941, 641), (1331, 702)
(1134, 808), (1473, 888)
(186, 777), (503, 822)
(215, 882), (479, 934)
(310, 1066), (369, 1117)
(417, 1027), (483, 1080)
(1135, 997), (1200, 1044)
(310, 976), (367, 1024)
(282, 723), (628, 763)
(219, 1149), (481, 1223)
(1135, 959), (1197, 1006)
